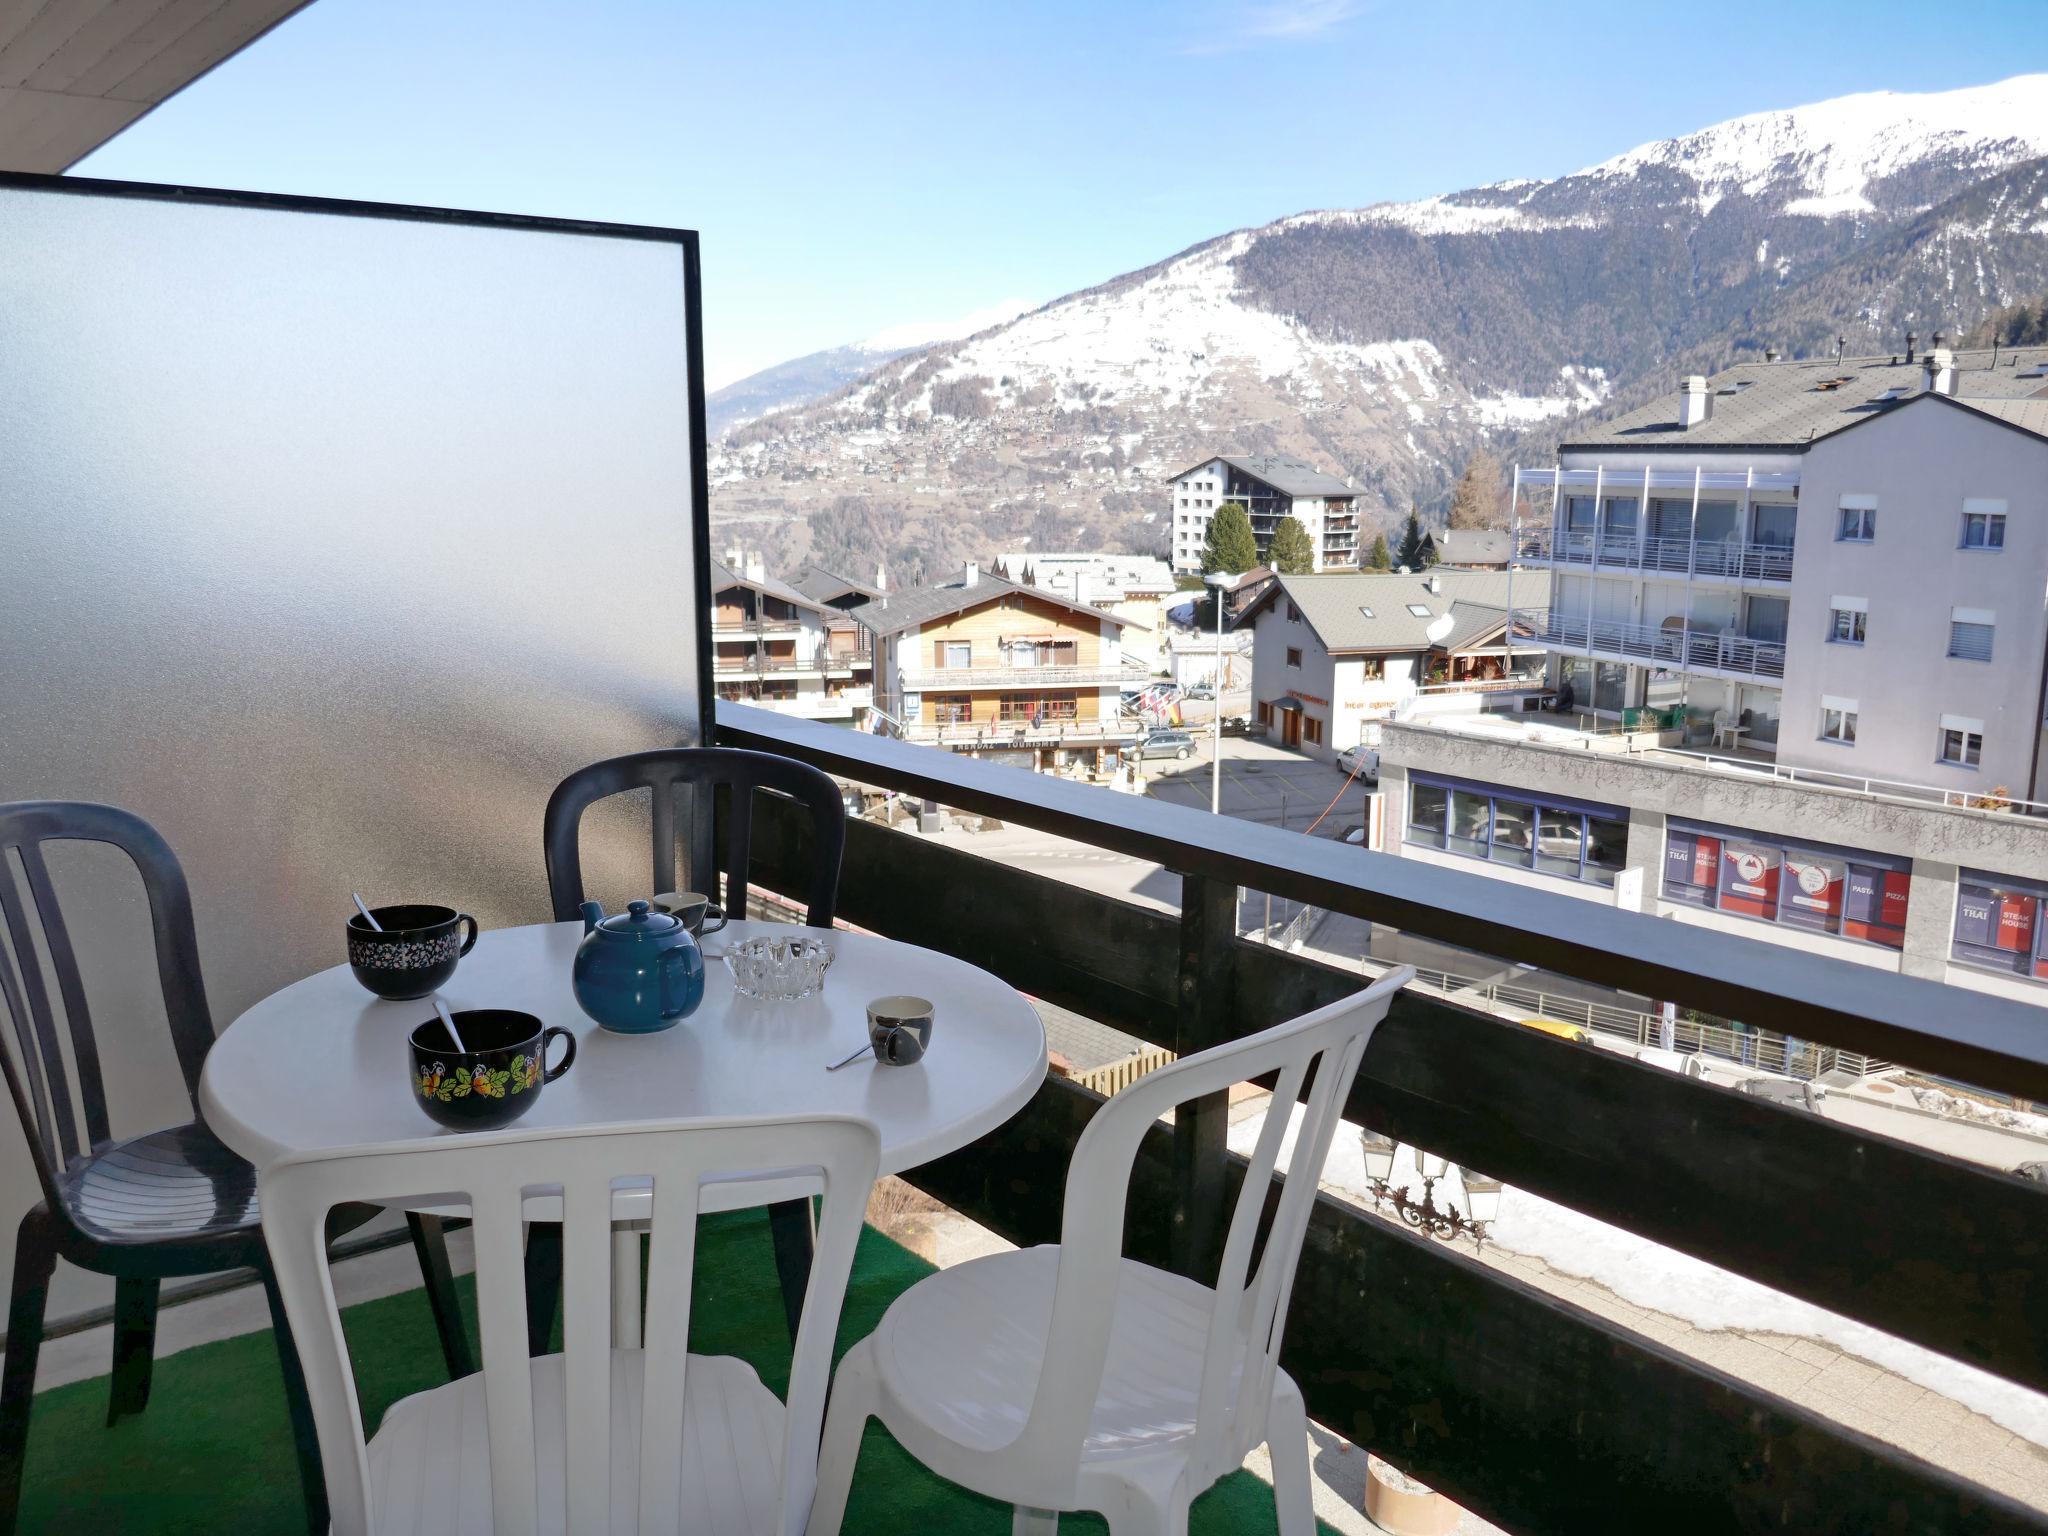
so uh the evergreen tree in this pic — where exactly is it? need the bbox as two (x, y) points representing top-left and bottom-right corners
(1396, 506), (1429, 570)
(1268, 515), (1316, 575)
(1448, 448), (1507, 530)
(1200, 501), (1259, 575)
(1366, 533), (1393, 571)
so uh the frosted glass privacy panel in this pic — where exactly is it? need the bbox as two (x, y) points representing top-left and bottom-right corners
(0, 180), (706, 1067)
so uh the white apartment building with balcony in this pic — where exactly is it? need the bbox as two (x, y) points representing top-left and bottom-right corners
(1511, 342), (2048, 799)
(1168, 455), (1360, 574)
(710, 554), (873, 725)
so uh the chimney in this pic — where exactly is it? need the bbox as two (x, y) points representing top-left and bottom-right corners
(1905, 332), (1917, 364)
(1764, 346), (1780, 363)
(1073, 571), (1090, 608)
(744, 550), (765, 582)
(1426, 574), (1443, 595)
(1678, 375), (1712, 429)
(1924, 346), (1955, 396)
(963, 561), (979, 587)
(875, 563), (887, 592)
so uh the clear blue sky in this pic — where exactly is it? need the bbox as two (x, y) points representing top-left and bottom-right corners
(77, 0), (2048, 389)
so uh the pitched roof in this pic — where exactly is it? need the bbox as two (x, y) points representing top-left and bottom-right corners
(1168, 454), (1356, 496)
(1243, 568), (1551, 655)
(1560, 347), (2048, 453)
(788, 562), (882, 604)
(848, 570), (1132, 638)
(709, 560), (823, 614)
(1425, 528), (1512, 566)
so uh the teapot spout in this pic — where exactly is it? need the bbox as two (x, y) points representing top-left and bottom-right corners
(579, 899), (605, 935)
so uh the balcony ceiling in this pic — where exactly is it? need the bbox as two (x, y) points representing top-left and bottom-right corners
(0, 0), (309, 173)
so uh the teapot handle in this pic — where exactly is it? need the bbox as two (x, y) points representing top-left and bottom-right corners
(658, 944), (696, 1019)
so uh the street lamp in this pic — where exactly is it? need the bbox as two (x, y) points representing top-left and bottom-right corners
(1358, 1130), (1499, 1244)
(1202, 571), (1238, 815)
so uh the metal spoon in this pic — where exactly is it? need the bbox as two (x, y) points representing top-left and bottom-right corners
(825, 1043), (871, 1072)
(432, 996), (469, 1055)
(352, 893), (383, 931)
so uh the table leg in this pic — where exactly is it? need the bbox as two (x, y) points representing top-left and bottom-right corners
(767, 1198), (815, 1340)
(611, 1229), (642, 1349)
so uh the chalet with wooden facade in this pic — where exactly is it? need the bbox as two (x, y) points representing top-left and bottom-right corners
(850, 564), (1142, 774)
(711, 554), (873, 725)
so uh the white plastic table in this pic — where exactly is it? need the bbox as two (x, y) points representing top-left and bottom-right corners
(201, 920), (1046, 1339)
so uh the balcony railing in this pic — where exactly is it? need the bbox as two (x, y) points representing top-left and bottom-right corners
(710, 614), (807, 635)
(711, 653), (824, 674)
(1513, 607), (1787, 681)
(1513, 527), (1795, 583)
(901, 718), (1138, 748)
(716, 702), (2048, 1535)
(901, 664), (1134, 690)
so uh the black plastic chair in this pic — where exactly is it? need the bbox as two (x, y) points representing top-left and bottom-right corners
(0, 801), (369, 1534)
(538, 747), (847, 1339)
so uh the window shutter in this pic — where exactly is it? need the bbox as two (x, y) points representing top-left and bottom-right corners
(1949, 621), (1994, 662)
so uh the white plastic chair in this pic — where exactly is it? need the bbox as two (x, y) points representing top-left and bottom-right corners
(260, 1113), (880, 1536)
(807, 969), (1414, 1536)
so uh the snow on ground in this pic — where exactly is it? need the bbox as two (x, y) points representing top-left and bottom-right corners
(1906, 1085), (2048, 1140)
(1231, 1097), (2048, 1448)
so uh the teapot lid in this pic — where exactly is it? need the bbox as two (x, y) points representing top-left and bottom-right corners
(595, 899), (684, 939)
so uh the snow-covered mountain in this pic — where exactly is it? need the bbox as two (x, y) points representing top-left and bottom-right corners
(713, 75), (2048, 581)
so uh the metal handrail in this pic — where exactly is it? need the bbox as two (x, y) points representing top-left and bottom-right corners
(901, 664), (1137, 689)
(1648, 747), (2048, 818)
(1512, 527), (1794, 583)
(1512, 607), (1787, 680)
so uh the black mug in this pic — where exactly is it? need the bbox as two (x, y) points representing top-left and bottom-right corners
(410, 1009), (576, 1132)
(866, 995), (935, 1065)
(348, 903), (479, 1000)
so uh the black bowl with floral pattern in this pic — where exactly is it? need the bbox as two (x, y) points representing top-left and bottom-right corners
(410, 1009), (576, 1132)
(348, 903), (478, 1000)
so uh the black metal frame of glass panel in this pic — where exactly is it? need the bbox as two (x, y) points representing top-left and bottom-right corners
(1662, 819), (1909, 950)
(1406, 773), (1625, 886)
(1950, 869), (2048, 981)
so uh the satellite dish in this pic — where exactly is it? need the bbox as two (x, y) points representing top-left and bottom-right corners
(1424, 613), (1455, 645)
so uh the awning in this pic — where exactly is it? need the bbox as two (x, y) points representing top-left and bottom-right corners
(1272, 697), (1304, 712)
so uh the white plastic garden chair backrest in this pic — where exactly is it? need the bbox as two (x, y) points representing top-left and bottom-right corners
(261, 1113), (880, 1536)
(1016, 967), (1413, 1491)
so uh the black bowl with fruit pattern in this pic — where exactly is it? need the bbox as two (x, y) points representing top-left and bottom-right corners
(410, 1009), (576, 1132)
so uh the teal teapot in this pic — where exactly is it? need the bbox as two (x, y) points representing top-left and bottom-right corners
(572, 899), (705, 1034)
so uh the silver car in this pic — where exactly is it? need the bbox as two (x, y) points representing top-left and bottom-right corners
(1139, 730), (1197, 760)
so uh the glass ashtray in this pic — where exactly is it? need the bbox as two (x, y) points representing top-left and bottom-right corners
(723, 935), (835, 1001)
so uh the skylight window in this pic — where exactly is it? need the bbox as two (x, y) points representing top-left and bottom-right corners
(1874, 387), (1910, 402)
(1717, 379), (1754, 396)
(1407, 604), (1432, 617)
(1357, 606), (1375, 619)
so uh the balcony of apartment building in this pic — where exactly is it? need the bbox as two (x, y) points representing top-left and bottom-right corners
(903, 638), (1136, 692)
(710, 593), (809, 637)
(14, 172), (2048, 1536)
(1511, 606), (1787, 683)
(1510, 470), (1800, 587)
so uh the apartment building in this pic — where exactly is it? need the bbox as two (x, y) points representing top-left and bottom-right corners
(1375, 713), (2048, 1008)
(1168, 455), (1360, 574)
(991, 551), (1178, 673)
(1240, 568), (1550, 756)
(1511, 343), (2048, 799)
(850, 564), (1141, 774)
(709, 554), (873, 724)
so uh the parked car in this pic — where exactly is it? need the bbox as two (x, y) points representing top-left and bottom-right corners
(1337, 745), (1380, 780)
(1138, 730), (1197, 760)
(1218, 714), (1253, 737)
(1184, 684), (1215, 701)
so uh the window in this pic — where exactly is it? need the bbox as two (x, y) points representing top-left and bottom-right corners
(1941, 717), (1984, 768)
(1952, 873), (2048, 980)
(1827, 601), (1866, 645)
(1820, 697), (1857, 745)
(1285, 647), (1302, 668)
(1287, 601), (1301, 622)
(1406, 603), (1432, 617)
(1948, 609), (1995, 662)
(1961, 509), (2006, 549)
(1303, 716), (1323, 746)
(1664, 819), (1908, 949)
(1407, 773), (1624, 886)
(929, 694), (972, 725)
(939, 640), (971, 669)
(1256, 700), (1274, 727)
(1836, 503), (1876, 542)
(1357, 606), (1374, 619)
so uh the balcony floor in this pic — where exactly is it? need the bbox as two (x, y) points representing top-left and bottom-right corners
(12, 1208), (1325, 1533)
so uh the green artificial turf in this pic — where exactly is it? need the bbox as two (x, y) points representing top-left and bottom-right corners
(16, 1211), (1329, 1533)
